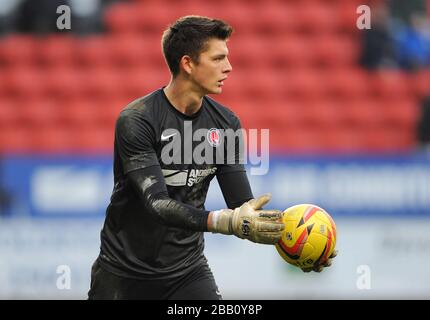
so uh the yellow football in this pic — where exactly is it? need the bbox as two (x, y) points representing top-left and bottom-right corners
(276, 204), (337, 269)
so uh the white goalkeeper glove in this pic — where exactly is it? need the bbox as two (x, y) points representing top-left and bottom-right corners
(208, 194), (285, 245)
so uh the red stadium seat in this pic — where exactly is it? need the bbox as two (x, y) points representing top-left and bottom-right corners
(133, 2), (202, 34)
(71, 127), (115, 153)
(323, 126), (368, 152)
(0, 73), (5, 99)
(0, 99), (19, 127)
(339, 99), (384, 128)
(16, 100), (60, 129)
(74, 36), (112, 68)
(371, 70), (413, 99)
(43, 67), (83, 100)
(338, 0), (366, 34)
(378, 98), (420, 129)
(57, 97), (124, 133)
(268, 99), (306, 128)
(299, 100), (343, 128)
(116, 67), (170, 100)
(3, 66), (45, 100)
(104, 2), (140, 34)
(0, 126), (34, 153)
(295, 2), (341, 34)
(106, 34), (165, 68)
(90, 98), (123, 129)
(205, 3), (257, 35)
(32, 126), (76, 153)
(364, 126), (416, 151)
(236, 100), (309, 146)
(214, 80), (242, 103)
(269, 35), (315, 68)
(279, 68), (325, 101)
(272, 125), (327, 152)
(36, 35), (76, 68)
(313, 35), (361, 67)
(411, 69), (430, 99)
(0, 35), (38, 67)
(227, 35), (268, 68)
(259, 127), (287, 153)
(141, 35), (168, 66)
(107, 34), (146, 68)
(229, 70), (283, 100)
(233, 99), (299, 130)
(323, 68), (371, 100)
(250, 5), (297, 35)
(58, 99), (100, 129)
(79, 69), (120, 100)
(228, 98), (287, 129)
(236, 110), (272, 130)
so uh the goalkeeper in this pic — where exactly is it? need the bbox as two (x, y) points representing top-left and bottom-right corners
(88, 16), (334, 300)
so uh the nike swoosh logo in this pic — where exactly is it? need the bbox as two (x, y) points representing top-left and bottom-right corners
(161, 132), (177, 141)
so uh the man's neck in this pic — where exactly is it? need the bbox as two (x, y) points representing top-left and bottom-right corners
(163, 78), (204, 116)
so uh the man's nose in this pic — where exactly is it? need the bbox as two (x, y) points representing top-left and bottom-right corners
(224, 58), (232, 73)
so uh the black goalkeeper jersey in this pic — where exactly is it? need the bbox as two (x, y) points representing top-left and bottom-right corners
(98, 88), (253, 279)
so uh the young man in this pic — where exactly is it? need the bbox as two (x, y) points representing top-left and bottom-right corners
(88, 15), (334, 300)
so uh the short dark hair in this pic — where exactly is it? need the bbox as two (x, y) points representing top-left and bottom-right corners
(162, 15), (233, 77)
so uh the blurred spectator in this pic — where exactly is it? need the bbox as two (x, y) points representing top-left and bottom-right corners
(389, 0), (427, 25)
(0, 0), (120, 36)
(70, 0), (104, 35)
(392, 13), (430, 71)
(16, 0), (68, 34)
(0, 158), (12, 216)
(70, 0), (124, 36)
(0, 187), (11, 216)
(359, 2), (396, 70)
(0, 0), (24, 35)
(417, 95), (430, 151)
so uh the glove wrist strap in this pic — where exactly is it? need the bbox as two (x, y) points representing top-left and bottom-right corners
(212, 209), (233, 235)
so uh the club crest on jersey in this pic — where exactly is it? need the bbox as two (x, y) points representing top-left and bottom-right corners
(207, 128), (221, 147)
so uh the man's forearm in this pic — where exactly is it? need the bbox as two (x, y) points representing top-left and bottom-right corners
(127, 167), (210, 231)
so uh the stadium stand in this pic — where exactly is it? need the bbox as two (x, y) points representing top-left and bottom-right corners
(0, 0), (428, 153)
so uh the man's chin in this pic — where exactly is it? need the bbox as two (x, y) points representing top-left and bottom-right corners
(202, 85), (223, 95)
(209, 87), (223, 95)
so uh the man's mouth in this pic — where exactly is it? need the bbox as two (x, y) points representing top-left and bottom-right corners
(218, 78), (227, 86)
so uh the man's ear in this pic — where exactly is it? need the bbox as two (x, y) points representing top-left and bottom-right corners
(179, 55), (194, 75)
